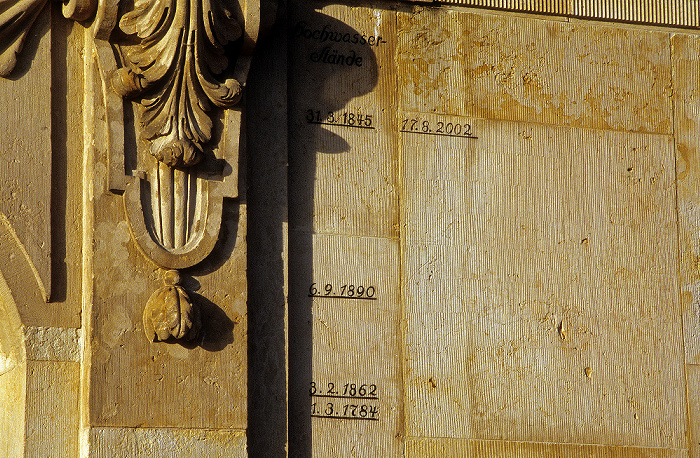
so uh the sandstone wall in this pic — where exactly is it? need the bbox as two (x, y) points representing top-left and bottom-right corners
(288, 2), (700, 456)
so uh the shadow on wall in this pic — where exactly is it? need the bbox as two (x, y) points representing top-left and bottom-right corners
(287, 3), (378, 457)
(245, 5), (292, 457)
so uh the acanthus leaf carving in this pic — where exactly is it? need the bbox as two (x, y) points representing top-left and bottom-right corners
(112, 0), (244, 166)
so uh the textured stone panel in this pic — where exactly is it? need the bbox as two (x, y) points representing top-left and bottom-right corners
(88, 195), (247, 429)
(672, 33), (700, 365)
(396, 8), (468, 117)
(438, 0), (567, 15)
(288, 3), (691, 455)
(434, 0), (700, 29)
(0, 8), (52, 300)
(25, 361), (80, 457)
(304, 234), (403, 457)
(672, 32), (700, 458)
(89, 427), (246, 457)
(570, 0), (700, 28)
(24, 327), (80, 361)
(406, 437), (687, 457)
(402, 119), (684, 447)
(288, 4), (404, 455)
(0, 364), (24, 457)
(688, 365), (700, 458)
(397, 8), (672, 134)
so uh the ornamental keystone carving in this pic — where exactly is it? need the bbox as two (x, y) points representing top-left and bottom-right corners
(2, 0), (267, 342)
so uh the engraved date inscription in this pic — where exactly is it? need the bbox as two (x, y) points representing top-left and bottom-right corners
(401, 116), (477, 139)
(308, 283), (377, 300)
(306, 109), (375, 129)
(310, 381), (378, 398)
(310, 381), (380, 421)
(311, 401), (379, 420)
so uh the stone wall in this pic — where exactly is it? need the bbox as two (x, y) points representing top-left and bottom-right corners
(288, 2), (700, 456)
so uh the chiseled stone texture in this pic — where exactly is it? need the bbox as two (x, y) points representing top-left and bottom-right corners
(0, 8), (52, 303)
(397, 5), (684, 451)
(288, 2), (399, 239)
(23, 327), (80, 362)
(25, 361), (80, 457)
(89, 427), (246, 457)
(307, 234), (402, 457)
(288, 3), (403, 456)
(87, 196), (248, 429)
(673, 33), (700, 362)
(427, 0), (700, 29)
(687, 365), (700, 458)
(401, 119), (684, 447)
(672, 32), (700, 458)
(0, 363), (24, 457)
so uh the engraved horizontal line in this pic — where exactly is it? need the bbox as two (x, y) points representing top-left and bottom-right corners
(311, 394), (379, 400)
(400, 129), (478, 139)
(308, 294), (378, 300)
(307, 121), (375, 130)
(311, 414), (380, 421)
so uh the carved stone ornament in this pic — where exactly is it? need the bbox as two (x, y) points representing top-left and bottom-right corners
(112, 0), (244, 167)
(1, 0), (267, 341)
(143, 270), (201, 342)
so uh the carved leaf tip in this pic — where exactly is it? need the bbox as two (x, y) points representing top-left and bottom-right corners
(0, 0), (98, 78)
(208, 77), (243, 108)
(0, 55), (17, 78)
(143, 270), (201, 342)
(61, 0), (97, 22)
(0, 0), (49, 78)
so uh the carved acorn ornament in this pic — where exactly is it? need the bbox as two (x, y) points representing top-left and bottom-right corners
(143, 270), (201, 342)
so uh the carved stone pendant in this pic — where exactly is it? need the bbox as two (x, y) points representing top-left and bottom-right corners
(143, 270), (201, 342)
